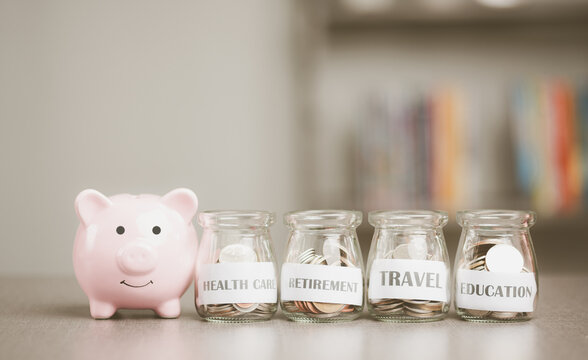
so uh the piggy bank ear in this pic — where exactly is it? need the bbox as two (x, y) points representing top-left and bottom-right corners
(75, 189), (113, 226)
(162, 188), (198, 223)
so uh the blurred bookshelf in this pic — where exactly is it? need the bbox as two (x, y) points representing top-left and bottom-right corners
(294, 0), (588, 272)
(355, 80), (588, 216)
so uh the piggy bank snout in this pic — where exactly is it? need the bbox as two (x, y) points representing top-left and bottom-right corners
(117, 242), (158, 275)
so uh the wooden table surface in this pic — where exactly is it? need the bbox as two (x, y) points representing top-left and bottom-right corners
(1, 274), (587, 360)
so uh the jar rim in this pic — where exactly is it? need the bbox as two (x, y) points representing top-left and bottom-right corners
(284, 210), (362, 229)
(198, 210), (275, 228)
(457, 209), (536, 227)
(368, 210), (448, 228)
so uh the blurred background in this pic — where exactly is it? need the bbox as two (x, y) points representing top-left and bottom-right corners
(1, 0), (587, 276)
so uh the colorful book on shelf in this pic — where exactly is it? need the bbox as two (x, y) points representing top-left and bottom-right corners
(356, 79), (586, 214)
(577, 84), (588, 204)
(511, 79), (585, 215)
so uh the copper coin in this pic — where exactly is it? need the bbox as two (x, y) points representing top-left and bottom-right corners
(306, 302), (321, 314)
(341, 305), (356, 313)
(313, 302), (345, 314)
(491, 311), (519, 320)
(465, 308), (491, 317)
(234, 303), (258, 313)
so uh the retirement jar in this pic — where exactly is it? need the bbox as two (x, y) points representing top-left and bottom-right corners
(195, 211), (278, 322)
(280, 210), (364, 322)
(366, 211), (451, 322)
(454, 210), (538, 322)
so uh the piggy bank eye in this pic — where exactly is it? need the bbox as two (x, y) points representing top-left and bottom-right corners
(116, 226), (125, 235)
(152, 226), (161, 235)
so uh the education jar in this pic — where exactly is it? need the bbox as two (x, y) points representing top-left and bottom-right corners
(454, 210), (538, 322)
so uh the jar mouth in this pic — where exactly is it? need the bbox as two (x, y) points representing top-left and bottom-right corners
(284, 210), (362, 230)
(198, 210), (275, 229)
(457, 210), (536, 228)
(368, 210), (448, 228)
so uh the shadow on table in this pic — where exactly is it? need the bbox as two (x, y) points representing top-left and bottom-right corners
(31, 304), (176, 320)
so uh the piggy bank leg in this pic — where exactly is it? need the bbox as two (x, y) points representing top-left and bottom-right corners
(89, 299), (117, 319)
(155, 298), (181, 318)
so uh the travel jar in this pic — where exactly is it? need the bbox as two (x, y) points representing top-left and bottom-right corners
(454, 210), (538, 322)
(280, 210), (364, 322)
(195, 211), (278, 322)
(366, 210), (451, 322)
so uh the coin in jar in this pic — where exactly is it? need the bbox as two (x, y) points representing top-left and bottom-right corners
(219, 243), (258, 263)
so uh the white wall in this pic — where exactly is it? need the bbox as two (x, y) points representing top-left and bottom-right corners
(0, 0), (302, 275)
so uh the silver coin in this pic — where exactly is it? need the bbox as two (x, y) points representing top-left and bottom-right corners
(392, 244), (411, 259)
(403, 304), (433, 314)
(219, 243), (257, 263)
(403, 299), (431, 305)
(485, 244), (524, 273)
(404, 308), (434, 318)
(407, 235), (428, 260)
(383, 249), (395, 259)
(491, 311), (519, 320)
(323, 237), (343, 265)
(465, 308), (490, 317)
(234, 303), (259, 313)
(297, 248), (315, 263)
(339, 255), (356, 268)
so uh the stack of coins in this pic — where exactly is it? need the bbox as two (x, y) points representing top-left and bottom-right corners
(460, 240), (529, 320)
(370, 298), (445, 318)
(282, 241), (361, 318)
(197, 243), (276, 320)
(201, 303), (276, 319)
(368, 240), (447, 319)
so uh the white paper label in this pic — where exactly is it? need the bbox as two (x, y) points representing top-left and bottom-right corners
(197, 262), (277, 305)
(456, 269), (537, 312)
(280, 263), (363, 306)
(368, 259), (448, 302)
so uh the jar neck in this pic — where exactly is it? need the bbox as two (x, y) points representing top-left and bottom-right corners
(198, 210), (275, 230)
(457, 210), (536, 229)
(368, 210), (448, 229)
(284, 210), (362, 231)
(373, 226), (444, 232)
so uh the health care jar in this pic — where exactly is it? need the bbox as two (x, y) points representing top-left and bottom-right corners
(195, 210), (278, 322)
(280, 210), (364, 322)
(366, 210), (451, 322)
(454, 210), (538, 322)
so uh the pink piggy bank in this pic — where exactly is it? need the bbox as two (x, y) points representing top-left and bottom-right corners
(73, 188), (198, 319)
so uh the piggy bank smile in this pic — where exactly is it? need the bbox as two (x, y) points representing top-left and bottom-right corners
(120, 280), (154, 288)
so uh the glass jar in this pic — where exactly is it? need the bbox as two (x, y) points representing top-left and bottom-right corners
(366, 210), (451, 322)
(195, 210), (278, 322)
(454, 210), (538, 322)
(280, 210), (364, 322)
